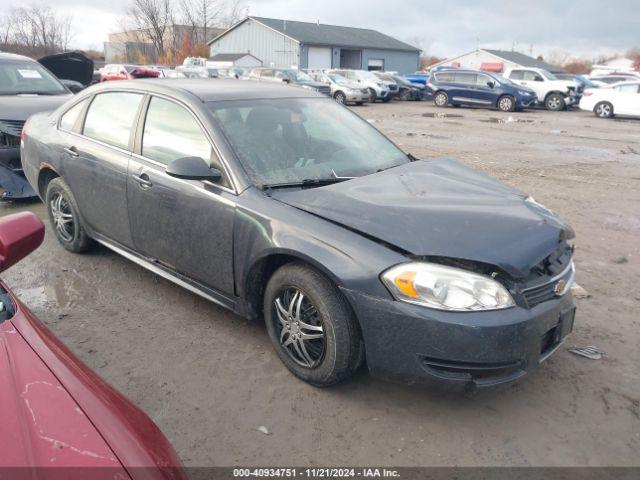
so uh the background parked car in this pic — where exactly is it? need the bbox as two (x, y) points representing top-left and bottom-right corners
(555, 73), (599, 90)
(308, 71), (369, 105)
(37, 51), (94, 91)
(327, 69), (390, 102)
(372, 72), (399, 99)
(0, 52), (73, 200)
(428, 69), (537, 112)
(503, 67), (580, 111)
(0, 212), (186, 478)
(579, 81), (640, 118)
(404, 71), (430, 86)
(248, 68), (331, 95)
(588, 73), (640, 87)
(100, 64), (160, 81)
(389, 74), (425, 100)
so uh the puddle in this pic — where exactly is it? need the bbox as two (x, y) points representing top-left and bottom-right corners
(422, 112), (464, 119)
(405, 133), (449, 139)
(15, 280), (77, 309)
(481, 117), (535, 124)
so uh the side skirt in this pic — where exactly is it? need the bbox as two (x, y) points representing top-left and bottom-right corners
(94, 236), (238, 313)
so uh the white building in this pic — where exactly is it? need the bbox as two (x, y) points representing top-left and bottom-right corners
(208, 53), (262, 68)
(428, 49), (565, 75)
(590, 57), (637, 76)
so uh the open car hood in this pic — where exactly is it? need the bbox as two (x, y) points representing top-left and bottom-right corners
(38, 51), (94, 86)
(270, 158), (572, 278)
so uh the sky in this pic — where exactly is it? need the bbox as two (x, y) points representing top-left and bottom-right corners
(1, 0), (638, 60)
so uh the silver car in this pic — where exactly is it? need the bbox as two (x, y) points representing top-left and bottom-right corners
(309, 72), (370, 105)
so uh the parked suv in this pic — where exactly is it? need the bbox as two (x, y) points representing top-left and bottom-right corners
(248, 68), (331, 95)
(328, 69), (391, 102)
(503, 67), (580, 111)
(308, 72), (369, 105)
(428, 69), (537, 111)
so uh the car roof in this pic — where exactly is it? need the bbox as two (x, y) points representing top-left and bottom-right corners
(0, 52), (37, 62)
(84, 78), (324, 102)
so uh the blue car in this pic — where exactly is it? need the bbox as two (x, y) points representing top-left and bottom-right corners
(404, 72), (430, 86)
(428, 69), (537, 112)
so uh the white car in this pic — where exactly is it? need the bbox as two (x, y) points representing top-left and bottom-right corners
(327, 69), (391, 102)
(503, 67), (581, 111)
(579, 81), (640, 118)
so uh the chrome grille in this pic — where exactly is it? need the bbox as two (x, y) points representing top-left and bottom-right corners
(522, 262), (575, 308)
(0, 120), (24, 148)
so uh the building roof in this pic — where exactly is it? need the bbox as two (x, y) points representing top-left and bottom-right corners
(209, 16), (420, 53)
(210, 53), (257, 61)
(483, 49), (565, 73)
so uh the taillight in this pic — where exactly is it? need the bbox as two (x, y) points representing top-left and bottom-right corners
(583, 91), (593, 97)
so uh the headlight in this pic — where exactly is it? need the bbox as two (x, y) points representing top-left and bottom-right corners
(518, 90), (531, 96)
(381, 262), (515, 311)
(377, 82), (385, 87)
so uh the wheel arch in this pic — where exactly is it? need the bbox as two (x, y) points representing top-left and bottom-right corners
(242, 250), (348, 322)
(37, 165), (60, 199)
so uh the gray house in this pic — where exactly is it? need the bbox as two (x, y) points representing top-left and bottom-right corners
(207, 16), (420, 74)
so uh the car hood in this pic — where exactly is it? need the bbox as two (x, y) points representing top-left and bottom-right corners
(270, 159), (571, 278)
(0, 319), (124, 469)
(38, 51), (94, 85)
(0, 94), (72, 123)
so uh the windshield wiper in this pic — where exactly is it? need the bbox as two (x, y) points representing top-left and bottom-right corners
(262, 177), (352, 190)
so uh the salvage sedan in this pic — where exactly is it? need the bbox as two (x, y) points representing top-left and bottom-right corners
(21, 79), (577, 388)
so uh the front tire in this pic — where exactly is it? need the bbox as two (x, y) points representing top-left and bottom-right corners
(594, 101), (614, 118)
(545, 92), (566, 111)
(264, 263), (363, 386)
(433, 91), (448, 107)
(45, 177), (91, 253)
(334, 91), (346, 104)
(368, 88), (377, 103)
(497, 95), (516, 112)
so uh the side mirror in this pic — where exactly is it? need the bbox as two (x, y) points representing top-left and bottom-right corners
(486, 81), (495, 88)
(166, 156), (222, 182)
(0, 212), (45, 273)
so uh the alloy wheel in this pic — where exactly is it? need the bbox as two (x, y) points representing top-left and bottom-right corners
(50, 192), (74, 242)
(596, 103), (612, 117)
(499, 97), (514, 111)
(435, 93), (447, 106)
(274, 287), (325, 368)
(335, 92), (346, 104)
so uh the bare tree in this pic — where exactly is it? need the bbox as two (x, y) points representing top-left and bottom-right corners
(179, 0), (245, 45)
(126, 0), (175, 58)
(1, 4), (73, 56)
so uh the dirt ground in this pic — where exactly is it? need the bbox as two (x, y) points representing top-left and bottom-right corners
(2, 101), (639, 467)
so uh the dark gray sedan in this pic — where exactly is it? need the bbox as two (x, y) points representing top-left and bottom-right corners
(21, 79), (577, 388)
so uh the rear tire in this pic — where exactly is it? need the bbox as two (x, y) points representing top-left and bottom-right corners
(368, 88), (377, 102)
(263, 263), (363, 386)
(545, 92), (566, 111)
(45, 178), (91, 253)
(434, 91), (448, 107)
(594, 101), (614, 118)
(497, 95), (516, 112)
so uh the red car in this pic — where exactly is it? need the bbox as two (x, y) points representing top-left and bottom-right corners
(100, 64), (160, 81)
(0, 212), (186, 480)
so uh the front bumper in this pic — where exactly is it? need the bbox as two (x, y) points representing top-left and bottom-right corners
(345, 91), (370, 102)
(516, 95), (537, 108)
(0, 147), (38, 200)
(341, 287), (576, 389)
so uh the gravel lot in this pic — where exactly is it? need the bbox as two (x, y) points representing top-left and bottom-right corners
(2, 101), (639, 467)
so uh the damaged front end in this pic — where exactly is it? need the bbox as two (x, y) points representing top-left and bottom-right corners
(0, 119), (37, 201)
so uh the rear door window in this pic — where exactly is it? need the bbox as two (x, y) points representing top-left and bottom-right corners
(509, 70), (525, 80)
(454, 73), (476, 84)
(83, 92), (143, 149)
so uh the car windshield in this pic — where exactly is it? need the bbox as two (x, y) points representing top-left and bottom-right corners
(328, 74), (350, 85)
(284, 70), (313, 82)
(541, 70), (558, 80)
(0, 60), (67, 95)
(209, 98), (409, 187)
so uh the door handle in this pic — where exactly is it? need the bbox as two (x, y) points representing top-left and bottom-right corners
(64, 146), (79, 157)
(132, 173), (153, 188)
